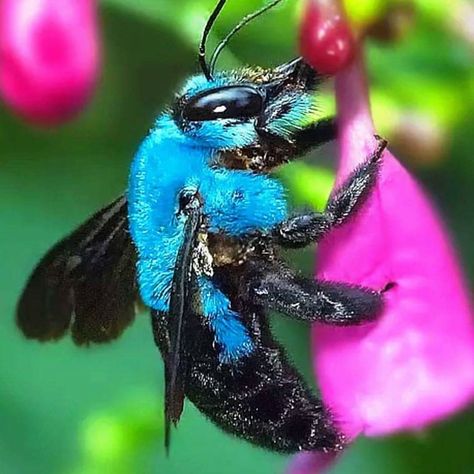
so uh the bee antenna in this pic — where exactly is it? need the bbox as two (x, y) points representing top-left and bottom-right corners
(209, 0), (285, 75)
(199, 0), (228, 81)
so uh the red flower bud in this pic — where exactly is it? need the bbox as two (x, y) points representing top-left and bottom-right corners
(300, 0), (356, 75)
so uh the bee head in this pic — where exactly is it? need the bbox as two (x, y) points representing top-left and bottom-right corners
(173, 57), (321, 151)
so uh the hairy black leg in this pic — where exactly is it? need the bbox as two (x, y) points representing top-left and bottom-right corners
(274, 137), (387, 248)
(255, 117), (337, 166)
(290, 116), (337, 156)
(245, 260), (383, 325)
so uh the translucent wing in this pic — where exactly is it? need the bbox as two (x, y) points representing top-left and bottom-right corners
(164, 201), (202, 453)
(17, 196), (139, 345)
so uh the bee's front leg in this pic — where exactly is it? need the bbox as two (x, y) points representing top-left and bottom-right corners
(290, 116), (338, 156)
(253, 117), (337, 169)
(274, 137), (387, 248)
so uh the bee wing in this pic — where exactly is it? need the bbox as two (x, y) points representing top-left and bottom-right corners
(17, 196), (139, 345)
(164, 202), (202, 454)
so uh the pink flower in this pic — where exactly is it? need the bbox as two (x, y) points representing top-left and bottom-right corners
(290, 50), (474, 474)
(319, 50), (474, 439)
(0, 0), (100, 125)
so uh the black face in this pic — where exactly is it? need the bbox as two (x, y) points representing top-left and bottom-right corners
(181, 85), (265, 122)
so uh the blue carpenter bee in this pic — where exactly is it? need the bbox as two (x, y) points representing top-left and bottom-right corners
(17, 0), (386, 454)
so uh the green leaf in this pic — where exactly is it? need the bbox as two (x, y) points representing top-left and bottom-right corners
(278, 162), (334, 211)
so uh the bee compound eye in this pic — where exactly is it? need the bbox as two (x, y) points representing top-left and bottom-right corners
(182, 86), (264, 122)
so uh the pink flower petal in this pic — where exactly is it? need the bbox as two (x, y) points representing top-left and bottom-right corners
(0, 0), (100, 125)
(288, 451), (339, 474)
(313, 54), (474, 440)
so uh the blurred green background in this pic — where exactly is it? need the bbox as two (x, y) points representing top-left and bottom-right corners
(1, 1), (473, 473)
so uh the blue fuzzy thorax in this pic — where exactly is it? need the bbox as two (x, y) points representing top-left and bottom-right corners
(128, 114), (288, 362)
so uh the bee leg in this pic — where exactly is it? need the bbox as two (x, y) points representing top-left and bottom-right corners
(256, 117), (337, 164)
(246, 261), (383, 325)
(290, 116), (337, 156)
(274, 137), (387, 248)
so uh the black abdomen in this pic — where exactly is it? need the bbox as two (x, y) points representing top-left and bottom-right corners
(168, 264), (344, 453)
(185, 308), (342, 452)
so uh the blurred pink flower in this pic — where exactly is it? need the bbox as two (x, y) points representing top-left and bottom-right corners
(289, 450), (339, 474)
(0, 0), (100, 125)
(290, 52), (474, 474)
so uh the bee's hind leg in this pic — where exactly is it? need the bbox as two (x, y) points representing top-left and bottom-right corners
(245, 260), (383, 325)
